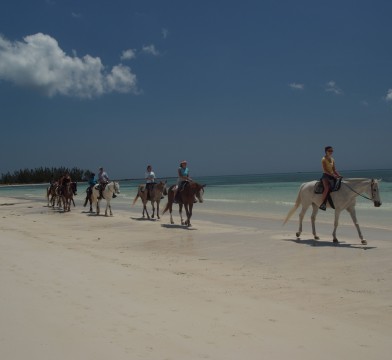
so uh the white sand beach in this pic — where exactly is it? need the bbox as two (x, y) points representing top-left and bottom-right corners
(1, 197), (392, 359)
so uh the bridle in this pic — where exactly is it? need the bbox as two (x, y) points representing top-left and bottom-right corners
(341, 179), (377, 202)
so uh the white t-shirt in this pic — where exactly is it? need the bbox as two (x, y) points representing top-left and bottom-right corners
(145, 171), (156, 184)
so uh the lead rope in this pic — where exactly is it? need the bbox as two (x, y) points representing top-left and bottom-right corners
(341, 179), (374, 202)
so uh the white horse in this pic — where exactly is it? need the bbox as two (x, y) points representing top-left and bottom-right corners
(284, 178), (381, 245)
(91, 181), (120, 216)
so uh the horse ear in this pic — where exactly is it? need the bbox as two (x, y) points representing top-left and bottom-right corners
(202, 184), (206, 188)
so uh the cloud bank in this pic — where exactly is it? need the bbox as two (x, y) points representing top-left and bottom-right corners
(0, 33), (138, 98)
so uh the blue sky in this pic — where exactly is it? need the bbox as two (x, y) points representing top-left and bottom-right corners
(1, 0), (391, 179)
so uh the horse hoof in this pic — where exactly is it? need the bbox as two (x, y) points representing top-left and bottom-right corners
(333, 239), (339, 244)
(295, 232), (300, 238)
(314, 236), (320, 240)
(361, 240), (367, 245)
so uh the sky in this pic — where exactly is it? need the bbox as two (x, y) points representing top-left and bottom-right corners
(0, 0), (392, 179)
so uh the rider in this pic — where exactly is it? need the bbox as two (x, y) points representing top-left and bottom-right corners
(143, 165), (156, 199)
(98, 167), (116, 199)
(320, 146), (341, 211)
(58, 172), (72, 195)
(173, 160), (196, 203)
(84, 172), (96, 207)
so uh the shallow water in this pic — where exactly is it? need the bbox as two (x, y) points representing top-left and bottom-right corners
(1, 169), (391, 229)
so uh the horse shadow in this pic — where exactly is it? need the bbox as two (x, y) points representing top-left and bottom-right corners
(282, 238), (376, 250)
(161, 224), (197, 231)
(131, 217), (158, 222)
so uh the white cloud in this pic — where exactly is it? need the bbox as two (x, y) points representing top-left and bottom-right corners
(71, 12), (82, 19)
(385, 89), (392, 102)
(325, 80), (343, 95)
(0, 33), (138, 98)
(162, 28), (169, 39)
(142, 44), (160, 56)
(289, 82), (304, 90)
(120, 49), (136, 60)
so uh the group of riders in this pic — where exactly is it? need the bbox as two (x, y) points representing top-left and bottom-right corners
(50, 147), (340, 211)
(83, 161), (193, 205)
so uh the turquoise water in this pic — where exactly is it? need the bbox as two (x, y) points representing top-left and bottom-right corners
(1, 169), (391, 228)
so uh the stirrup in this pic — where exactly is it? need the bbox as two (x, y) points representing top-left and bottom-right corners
(319, 203), (326, 211)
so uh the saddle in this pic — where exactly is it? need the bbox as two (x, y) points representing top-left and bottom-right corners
(314, 177), (342, 194)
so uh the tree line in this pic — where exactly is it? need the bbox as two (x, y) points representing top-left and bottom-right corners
(0, 167), (93, 184)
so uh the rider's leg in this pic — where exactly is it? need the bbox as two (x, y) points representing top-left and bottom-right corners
(320, 179), (329, 210)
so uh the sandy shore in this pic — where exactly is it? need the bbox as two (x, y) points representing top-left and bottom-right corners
(1, 197), (392, 360)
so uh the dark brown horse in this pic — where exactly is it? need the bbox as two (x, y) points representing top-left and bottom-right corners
(61, 182), (77, 212)
(132, 181), (167, 219)
(162, 181), (206, 226)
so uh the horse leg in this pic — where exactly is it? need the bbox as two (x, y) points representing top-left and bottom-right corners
(187, 203), (193, 227)
(105, 200), (112, 216)
(179, 204), (184, 225)
(310, 203), (320, 240)
(296, 205), (308, 238)
(151, 201), (155, 219)
(332, 210), (342, 243)
(347, 206), (366, 245)
(157, 201), (161, 220)
(96, 200), (100, 215)
(144, 203), (150, 219)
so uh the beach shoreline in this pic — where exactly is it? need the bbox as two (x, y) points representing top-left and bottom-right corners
(1, 196), (392, 359)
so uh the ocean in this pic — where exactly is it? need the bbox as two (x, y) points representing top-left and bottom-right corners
(1, 169), (391, 229)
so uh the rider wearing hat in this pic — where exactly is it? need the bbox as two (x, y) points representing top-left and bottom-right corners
(174, 160), (196, 203)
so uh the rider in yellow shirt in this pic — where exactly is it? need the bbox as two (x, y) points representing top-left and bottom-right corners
(320, 146), (341, 211)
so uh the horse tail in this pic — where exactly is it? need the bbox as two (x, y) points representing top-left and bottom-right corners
(132, 193), (139, 206)
(283, 187), (302, 225)
(162, 202), (169, 215)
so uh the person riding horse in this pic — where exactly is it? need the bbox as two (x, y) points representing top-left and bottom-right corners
(143, 165), (156, 200)
(59, 172), (73, 195)
(98, 167), (116, 199)
(84, 172), (96, 207)
(173, 160), (196, 203)
(320, 146), (341, 211)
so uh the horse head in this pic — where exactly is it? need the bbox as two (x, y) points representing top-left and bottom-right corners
(160, 180), (168, 196)
(194, 183), (206, 203)
(113, 181), (120, 194)
(371, 179), (382, 207)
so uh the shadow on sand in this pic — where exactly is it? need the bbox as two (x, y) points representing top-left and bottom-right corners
(282, 238), (376, 250)
(161, 224), (197, 230)
(131, 217), (158, 222)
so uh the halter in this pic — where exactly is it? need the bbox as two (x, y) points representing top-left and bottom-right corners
(341, 179), (376, 202)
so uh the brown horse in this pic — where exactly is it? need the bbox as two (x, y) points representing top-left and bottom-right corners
(132, 181), (168, 219)
(162, 181), (206, 226)
(61, 182), (77, 212)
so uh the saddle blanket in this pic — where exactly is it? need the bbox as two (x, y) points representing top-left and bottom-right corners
(314, 177), (342, 194)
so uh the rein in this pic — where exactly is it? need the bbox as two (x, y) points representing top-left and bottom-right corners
(341, 179), (375, 202)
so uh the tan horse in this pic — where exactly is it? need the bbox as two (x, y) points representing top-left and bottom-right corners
(132, 181), (167, 219)
(162, 181), (206, 227)
(46, 183), (58, 207)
